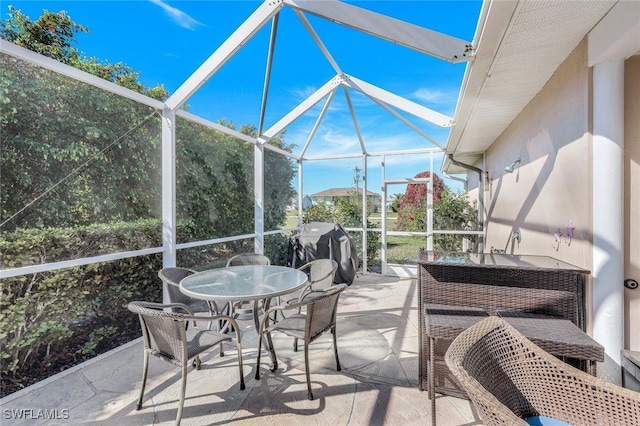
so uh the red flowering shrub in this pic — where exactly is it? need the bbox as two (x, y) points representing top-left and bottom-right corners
(394, 172), (479, 252)
(395, 172), (444, 232)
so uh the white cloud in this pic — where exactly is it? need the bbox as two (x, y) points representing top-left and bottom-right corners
(149, 0), (203, 30)
(410, 86), (460, 117)
(289, 86), (319, 101)
(412, 87), (448, 104)
(411, 87), (458, 107)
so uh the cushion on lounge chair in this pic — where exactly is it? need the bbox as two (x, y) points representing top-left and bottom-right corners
(525, 416), (574, 426)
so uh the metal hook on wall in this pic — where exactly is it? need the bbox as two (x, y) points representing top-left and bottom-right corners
(565, 220), (575, 246)
(553, 229), (562, 251)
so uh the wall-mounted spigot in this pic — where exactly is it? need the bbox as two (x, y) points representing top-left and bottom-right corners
(512, 228), (521, 245)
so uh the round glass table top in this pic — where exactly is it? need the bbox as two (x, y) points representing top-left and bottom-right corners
(179, 265), (308, 301)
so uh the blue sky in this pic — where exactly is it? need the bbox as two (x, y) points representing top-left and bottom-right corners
(3, 1), (482, 196)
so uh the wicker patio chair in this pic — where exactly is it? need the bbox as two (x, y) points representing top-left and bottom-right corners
(128, 301), (245, 426)
(295, 259), (338, 300)
(226, 252), (271, 267)
(279, 258), (339, 323)
(255, 283), (348, 400)
(226, 253), (272, 317)
(159, 267), (219, 317)
(445, 316), (640, 426)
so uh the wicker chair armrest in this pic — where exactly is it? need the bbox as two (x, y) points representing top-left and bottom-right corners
(444, 356), (536, 425)
(296, 282), (313, 301)
(129, 301), (195, 315)
(265, 302), (304, 315)
(290, 283), (347, 308)
(181, 314), (243, 343)
(259, 284), (347, 334)
(259, 303), (306, 334)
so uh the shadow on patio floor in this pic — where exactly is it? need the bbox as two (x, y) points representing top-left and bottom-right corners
(1, 274), (481, 426)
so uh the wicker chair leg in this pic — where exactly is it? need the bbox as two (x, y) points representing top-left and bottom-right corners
(293, 337), (298, 352)
(304, 344), (313, 400)
(234, 340), (245, 390)
(255, 333), (263, 380)
(137, 351), (150, 410)
(267, 333), (278, 372)
(176, 364), (188, 426)
(332, 326), (341, 371)
(430, 337), (436, 426)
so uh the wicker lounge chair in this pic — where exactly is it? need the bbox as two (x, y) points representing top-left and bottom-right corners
(255, 283), (348, 400)
(445, 316), (640, 426)
(128, 301), (245, 426)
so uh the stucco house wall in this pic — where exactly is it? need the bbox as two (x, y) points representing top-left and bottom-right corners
(467, 39), (639, 352)
(483, 40), (592, 271)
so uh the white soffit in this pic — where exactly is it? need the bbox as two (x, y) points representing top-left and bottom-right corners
(445, 0), (617, 172)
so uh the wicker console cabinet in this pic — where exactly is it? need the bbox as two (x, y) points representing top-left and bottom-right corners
(418, 251), (594, 393)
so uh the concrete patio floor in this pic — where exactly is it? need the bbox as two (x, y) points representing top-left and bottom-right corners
(1, 274), (480, 425)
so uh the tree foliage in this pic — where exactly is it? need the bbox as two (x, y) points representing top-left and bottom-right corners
(0, 7), (169, 230)
(1, 7), (296, 237)
(0, 53), (163, 230)
(390, 193), (403, 212)
(0, 6), (167, 100)
(0, 6), (87, 64)
(395, 171), (477, 251)
(175, 120), (296, 243)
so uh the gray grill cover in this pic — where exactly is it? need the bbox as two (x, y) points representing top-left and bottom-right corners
(288, 222), (359, 285)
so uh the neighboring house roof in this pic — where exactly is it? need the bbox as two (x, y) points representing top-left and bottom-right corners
(310, 188), (380, 197)
(443, 0), (625, 173)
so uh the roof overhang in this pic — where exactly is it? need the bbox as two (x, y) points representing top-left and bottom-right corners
(443, 0), (621, 175)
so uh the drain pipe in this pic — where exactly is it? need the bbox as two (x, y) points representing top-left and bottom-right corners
(447, 154), (485, 253)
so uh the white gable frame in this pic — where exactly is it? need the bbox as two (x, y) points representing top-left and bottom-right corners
(160, 0), (472, 261)
(259, 74), (454, 155)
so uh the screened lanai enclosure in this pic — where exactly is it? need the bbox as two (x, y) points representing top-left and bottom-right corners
(0, 0), (482, 394)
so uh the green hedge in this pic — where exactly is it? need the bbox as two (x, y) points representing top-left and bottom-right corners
(0, 220), (163, 396)
(0, 220), (293, 396)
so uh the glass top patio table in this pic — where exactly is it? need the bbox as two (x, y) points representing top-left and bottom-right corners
(180, 265), (308, 369)
(179, 265), (308, 302)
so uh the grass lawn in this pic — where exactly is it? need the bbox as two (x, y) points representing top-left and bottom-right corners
(369, 212), (423, 264)
(285, 209), (303, 228)
(383, 234), (424, 264)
